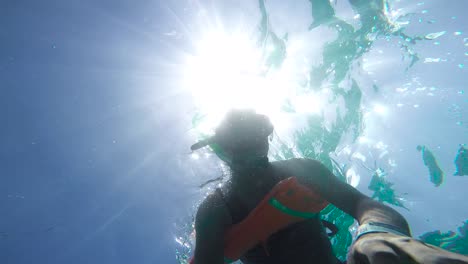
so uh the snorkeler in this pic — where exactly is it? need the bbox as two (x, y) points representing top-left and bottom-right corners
(190, 110), (468, 264)
(454, 145), (467, 176)
(417, 145), (444, 187)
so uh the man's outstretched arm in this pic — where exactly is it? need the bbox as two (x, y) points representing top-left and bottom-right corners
(300, 159), (410, 235)
(302, 159), (468, 263)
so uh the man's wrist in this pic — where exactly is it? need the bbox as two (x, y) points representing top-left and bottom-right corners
(355, 222), (411, 241)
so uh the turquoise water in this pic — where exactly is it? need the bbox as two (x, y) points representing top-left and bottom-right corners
(176, 0), (467, 262)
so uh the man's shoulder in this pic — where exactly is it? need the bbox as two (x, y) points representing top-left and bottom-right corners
(196, 189), (231, 230)
(198, 189), (226, 212)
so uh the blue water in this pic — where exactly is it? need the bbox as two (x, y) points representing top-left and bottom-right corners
(1, 0), (467, 263)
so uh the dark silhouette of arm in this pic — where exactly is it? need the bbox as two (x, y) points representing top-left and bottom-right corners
(298, 158), (410, 235)
(193, 191), (232, 264)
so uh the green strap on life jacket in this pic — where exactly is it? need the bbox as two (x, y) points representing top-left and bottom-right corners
(224, 256), (235, 263)
(268, 198), (318, 219)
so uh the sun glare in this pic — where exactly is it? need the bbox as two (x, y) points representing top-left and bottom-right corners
(184, 31), (262, 110)
(182, 26), (330, 136)
(183, 31), (291, 130)
(373, 103), (389, 116)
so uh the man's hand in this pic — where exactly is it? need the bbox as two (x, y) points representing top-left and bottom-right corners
(347, 233), (468, 264)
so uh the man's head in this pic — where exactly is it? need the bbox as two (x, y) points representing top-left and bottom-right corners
(191, 109), (274, 167)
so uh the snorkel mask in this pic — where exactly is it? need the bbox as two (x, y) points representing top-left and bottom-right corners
(191, 110), (274, 168)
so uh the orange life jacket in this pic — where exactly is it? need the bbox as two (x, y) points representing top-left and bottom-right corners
(190, 177), (328, 264)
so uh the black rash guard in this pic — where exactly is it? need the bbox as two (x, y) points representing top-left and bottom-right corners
(218, 177), (341, 264)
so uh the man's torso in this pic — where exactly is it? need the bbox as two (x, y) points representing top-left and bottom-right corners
(220, 159), (340, 264)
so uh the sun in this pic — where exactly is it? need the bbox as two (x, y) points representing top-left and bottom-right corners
(182, 29), (326, 135)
